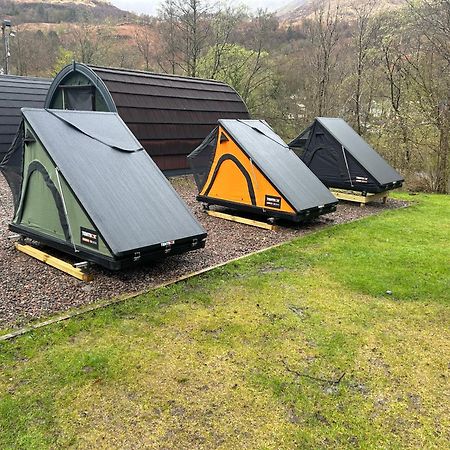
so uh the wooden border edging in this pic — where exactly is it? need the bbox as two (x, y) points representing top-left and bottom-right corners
(1, 201), (409, 343)
(0, 241), (287, 342)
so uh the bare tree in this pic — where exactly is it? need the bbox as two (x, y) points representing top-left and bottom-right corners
(70, 22), (103, 64)
(134, 16), (155, 71)
(158, 0), (211, 77)
(239, 10), (276, 104)
(307, 0), (341, 116)
(405, 0), (450, 192)
(378, 13), (411, 166)
(406, 0), (450, 64)
(351, 0), (378, 134)
(10, 24), (28, 75)
(158, 0), (178, 74)
(207, 5), (244, 79)
(10, 27), (60, 77)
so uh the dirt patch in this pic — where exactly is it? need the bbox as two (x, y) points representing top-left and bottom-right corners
(0, 174), (408, 329)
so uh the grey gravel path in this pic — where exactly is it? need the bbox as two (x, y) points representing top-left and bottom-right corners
(0, 174), (408, 329)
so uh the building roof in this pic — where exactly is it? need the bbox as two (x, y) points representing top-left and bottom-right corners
(219, 119), (337, 211)
(45, 63), (250, 171)
(315, 117), (403, 185)
(0, 75), (51, 156)
(91, 65), (250, 164)
(23, 108), (206, 255)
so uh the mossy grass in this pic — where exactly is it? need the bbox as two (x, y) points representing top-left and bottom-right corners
(1, 193), (449, 449)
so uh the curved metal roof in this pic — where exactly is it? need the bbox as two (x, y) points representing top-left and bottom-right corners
(0, 75), (51, 156)
(45, 63), (250, 171)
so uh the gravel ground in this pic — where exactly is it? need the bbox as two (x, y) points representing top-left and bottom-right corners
(0, 174), (408, 329)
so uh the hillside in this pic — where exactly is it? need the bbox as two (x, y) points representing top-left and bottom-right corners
(0, 0), (134, 24)
(277, 0), (407, 22)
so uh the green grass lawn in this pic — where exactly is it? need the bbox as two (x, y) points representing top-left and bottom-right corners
(1, 194), (449, 449)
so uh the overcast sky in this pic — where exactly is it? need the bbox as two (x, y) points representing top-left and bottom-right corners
(110, 0), (291, 16)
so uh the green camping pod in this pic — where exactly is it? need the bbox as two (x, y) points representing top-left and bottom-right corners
(0, 108), (207, 270)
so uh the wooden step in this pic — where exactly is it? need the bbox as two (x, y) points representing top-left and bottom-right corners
(206, 210), (279, 231)
(15, 243), (93, 282)
(331, 189), (389, 207)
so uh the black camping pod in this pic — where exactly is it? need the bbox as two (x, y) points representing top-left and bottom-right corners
(188, 119), (338, 221)
(0, 108), (207, 270)
(289, 117), (404, 193)
(0, 74), (51, 158)
(45, 62), (250, 173)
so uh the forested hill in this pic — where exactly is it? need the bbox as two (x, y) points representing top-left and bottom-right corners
(277, 0), (407, 21)
(0, 0), (134, 23)
(1, 0), (410, 25)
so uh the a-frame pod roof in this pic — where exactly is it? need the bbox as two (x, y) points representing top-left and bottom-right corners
(188, 119), (337, 220)
(290, 117), (404, 193)
(1, 108), (206, 269)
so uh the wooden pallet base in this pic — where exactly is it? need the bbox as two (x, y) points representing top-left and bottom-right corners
(207, 210), (279, 231)
(331, 189), (389, 207)
(15, 243), (93, 282)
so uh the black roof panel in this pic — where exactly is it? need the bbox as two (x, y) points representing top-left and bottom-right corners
(219, 119), (337, 211)
(23, 108), (206, 255)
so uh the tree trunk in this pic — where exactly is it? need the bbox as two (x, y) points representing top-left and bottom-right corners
(437, 101), (449, 193)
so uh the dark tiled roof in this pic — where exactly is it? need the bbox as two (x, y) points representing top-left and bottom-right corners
(89, 66), (250, 171)
(0, 75), (51, 155)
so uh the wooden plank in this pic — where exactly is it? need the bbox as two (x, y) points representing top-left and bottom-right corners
(368, 192), (390, 203)
(332, 191), (367, 204)
(207, 210), (278, 231)
(15, 243), (93, 282)
(331, 189), (389, 206)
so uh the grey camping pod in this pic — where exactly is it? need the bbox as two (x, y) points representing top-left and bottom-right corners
(289, 118), (404, 193)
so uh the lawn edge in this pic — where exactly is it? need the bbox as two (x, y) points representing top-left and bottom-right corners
(0, 240), (288, 342)
(0, 202), (411, 341)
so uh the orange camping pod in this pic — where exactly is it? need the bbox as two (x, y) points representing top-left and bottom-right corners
(188, 119), (338, 222)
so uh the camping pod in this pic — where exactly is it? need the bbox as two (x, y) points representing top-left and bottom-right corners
(289, 118), (404, 193)
(0, 108), (207, 270)
(45, 62), (250, 173)
(0, 75), (51, 158)
(188, 119), (338, 222)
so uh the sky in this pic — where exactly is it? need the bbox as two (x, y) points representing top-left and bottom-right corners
(109, 0), (292, 16)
